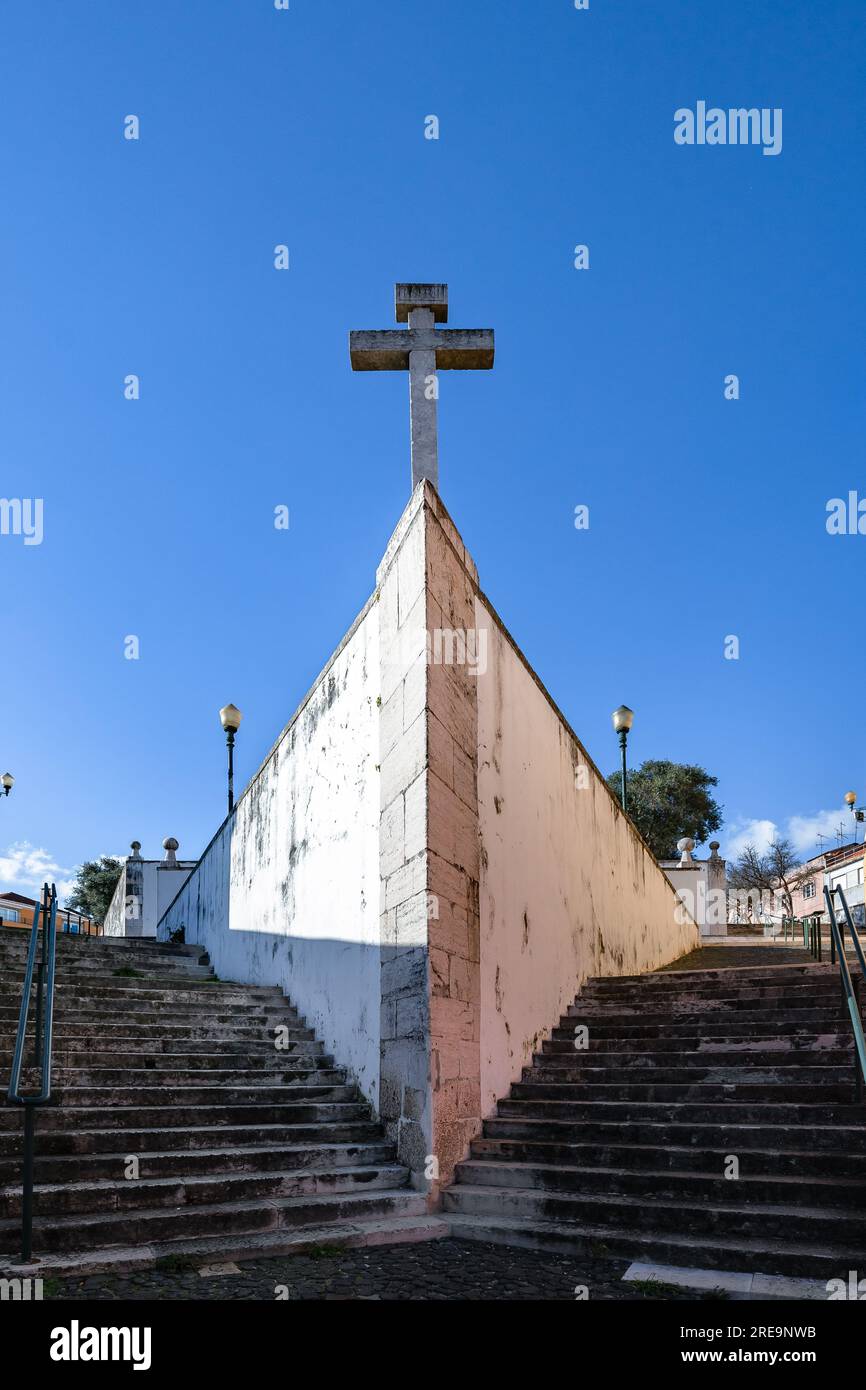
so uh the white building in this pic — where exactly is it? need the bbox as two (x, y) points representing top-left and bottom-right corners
(103, 839), (197, 939)
(661, 840), (728, 937)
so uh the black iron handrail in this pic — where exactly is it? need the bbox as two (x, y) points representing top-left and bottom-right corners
(823, 884), (866, 1105)
(5, 882), (58, 1263)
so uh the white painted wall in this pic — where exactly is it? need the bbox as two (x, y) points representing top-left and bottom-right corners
(475, 595), (699, 1115)
(103, 859), (196, 938)
(102, 870), (128, 938)
(159, 601), (382, 1107)
(661, 860), (728, 937)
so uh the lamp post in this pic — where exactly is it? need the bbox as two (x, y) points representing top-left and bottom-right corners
(219, 705), (242, 816)
(1, 773), (13, 799)
(845, 790), (865, 837)
(611, 706), (634, 814)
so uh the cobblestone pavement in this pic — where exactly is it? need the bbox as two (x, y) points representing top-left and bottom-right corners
(51, 1238), (726, 1302)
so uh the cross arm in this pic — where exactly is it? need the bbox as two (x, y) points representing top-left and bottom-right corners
(349, 328), (495, 371)
(433, 328), (494, 370)
(349, 331), (412, 371)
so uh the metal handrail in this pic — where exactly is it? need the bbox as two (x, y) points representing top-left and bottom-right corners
(5, 882), (58, 1263)
(828, 884), (866, 980)
(823, 884), (866, 1105)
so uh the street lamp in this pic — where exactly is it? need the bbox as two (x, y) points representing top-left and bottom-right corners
(1, 773), (13, 799)
(845, 790), (865, 832)
(611, 706), (634, 815)
(219, 705), (242, 816)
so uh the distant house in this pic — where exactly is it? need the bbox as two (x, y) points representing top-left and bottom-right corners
(822, 840), (865, 922)
(773, 841), (864, 925)
(0, 889), (99, 935)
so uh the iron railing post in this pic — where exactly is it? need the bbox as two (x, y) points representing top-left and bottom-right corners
(6, 881), (58, 1263)
(20, 1106), (35, 1263)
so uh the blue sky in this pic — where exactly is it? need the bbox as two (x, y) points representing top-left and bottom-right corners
(1, 0), (864, 899)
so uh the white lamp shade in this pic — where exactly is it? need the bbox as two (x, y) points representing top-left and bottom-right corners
(219, 704), (242, 733)
(611, 706), (634, 735)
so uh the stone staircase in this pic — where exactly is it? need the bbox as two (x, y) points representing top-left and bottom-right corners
(0, 928), (442, 1277)
(444, 961), (866, 1280)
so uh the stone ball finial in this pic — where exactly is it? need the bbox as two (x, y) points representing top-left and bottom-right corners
(130, 841), (141, 857)
(709, 841), (721, 858)
(677, 836), (695, 866)
(163, 837), (179, 852)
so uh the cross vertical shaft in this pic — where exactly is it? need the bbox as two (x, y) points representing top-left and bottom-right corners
(408, 308), (439, 490)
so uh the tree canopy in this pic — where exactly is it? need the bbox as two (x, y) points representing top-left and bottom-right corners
(65, 856), (124, 925)
(605, 759), (723, 860)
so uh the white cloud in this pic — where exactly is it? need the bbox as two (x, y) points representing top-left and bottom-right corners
(787, 809), (852, 855)
(723, 818), (778, 860)
(722, 807), (857, 863)
(0, 841), (75, 900)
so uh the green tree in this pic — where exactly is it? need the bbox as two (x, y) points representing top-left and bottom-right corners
(605, 759), (723, 860)
(65, 856), (124, 924)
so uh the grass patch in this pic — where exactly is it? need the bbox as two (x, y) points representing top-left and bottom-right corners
(629, 1277), (684, 1298)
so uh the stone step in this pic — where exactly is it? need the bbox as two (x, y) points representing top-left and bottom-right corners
(521, 1063), (857, 1086)
(0, 1101), (372, 1132)
(0, 1001), (299, 1022)
(506, 1079), (858, 1103)
(0, 953), (211, 978)
(0, 1049), (334, 1072)
(0, 946), (211, 965)
(559, 1018), (856, 1039)
(0, 1120), (387, 1159)
(4, 1081), (359, 1109)
(444, 1211), (862, 1280)
(578, 982), (847, 1006)
(6, 1023), (320, 1046)
(0, 1214), (448, 1280)
(470, 1135), (866, 1178)
(579, 969), (847, 989)
(542, 1033), (853, 1055)
(0, 1164), (411, 1220)
(441, 1182), (866, 1246)
(452, 1158), (866, 1209)
(0, 928), (202, 950)
(0, 1035), (324, 1058)
(0, 1139), (397, 1185)
(0, 981), (289, 1004)
(584, 964), (837, 986)
(495, 1097), (866, 1124)
(555, 1008), (850, 1032)
(482, 1115), (866, 1151)
(0, 1188), (429, 1255)
(12, 1065), (349, 1088)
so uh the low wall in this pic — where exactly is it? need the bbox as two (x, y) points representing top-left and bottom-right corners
(159, 599), (382, 1107)
(475, 595), (699, 1115)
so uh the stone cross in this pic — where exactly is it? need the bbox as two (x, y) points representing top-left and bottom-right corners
(350, 283), (494, 491)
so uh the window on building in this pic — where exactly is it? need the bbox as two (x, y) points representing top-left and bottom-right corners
(802, 881), (816, 900)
